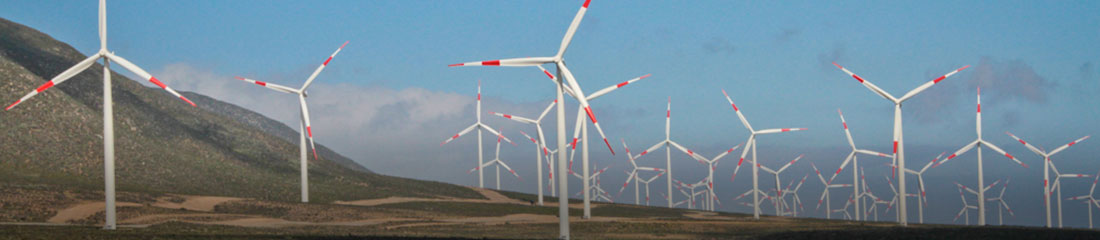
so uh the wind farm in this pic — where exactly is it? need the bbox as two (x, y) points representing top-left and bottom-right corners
(1, 0), (1099, 239)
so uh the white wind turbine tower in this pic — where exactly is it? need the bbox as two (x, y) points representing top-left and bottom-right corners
(831, 62), (969, 225)
(618, 139), (667, 205)
(4, 0), (197, 229)
(722, 89), (807, 219)
(888, 152), (946, 224)
(1005, 132), (1090, 228)
(550, 66), (649, 218)
(932, 88), (1028, 226)
(831, 109), (894, 221)
(489, 101), (556, 205)
(635, 97), (712, 209)
(234, 41), (347, 203)
(448, 1), (624, 236)
(1067, 171), (1100, 228)
(441, 81), (514, 188)
(987, 178), (1015, 226)
(811, 162), (854, 219)
(466, 132), (522, 190)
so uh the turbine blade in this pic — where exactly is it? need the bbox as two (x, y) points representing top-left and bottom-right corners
(480, 124), (515, 145)
(301, 41), (348, 90)
(777, 154), (804, 173)
(586, 74), (651, 100)
(234, 77), (298, 94)
(981, 140), (1028, 168)
(449, 57), (556, 67)
(1049, 135), (1090, 156)
(721, 89), (753, 131)
(1004, 131), (1047, 156)
(556, 0), (591, 58)
(934, 139), (980, 168)
(98, 0), (106, 50)
(488, 111), (537, 124)
(105, 53), (195, 106)
(755, 128), (809, 134)
(299, 95), (320, 160)
(838, 109), (856, 149)
(6, 54), (100, 110)
(897, 65), (971, 102)
(558, 62), (614, 155)
(441, 123), (478, 145)
(831, 62), (898, 102)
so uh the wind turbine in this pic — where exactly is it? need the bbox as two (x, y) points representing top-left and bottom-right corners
(1067, 171), (1100, 228)
(681, 144), (744, 212)
(758, 155), (805, 216)
(880, 172), (918, 222)
(932, 88), (1028, 226)
(4, 0), (197, 229)
(574, 165), (614, 203)
(952, 182), (991, 225)
(831, 109), (894, 221)
(519, 130), (559, 199)
(811, 162), (854, 219)
(733, 182), (776, 213)
(778, 174), (808, 217)
(675, 178), (708, 209)
(832, 194), (856, 220)
(665, 140), (743, 211)
(448, 1), (625, 236)
(1005, 132), (1090, 228)
(618, 139), (667, 205)
(859, 175), (892, 222)
(489, 100), (556, 205)
(234, 41), (347, 203)
(987, 178), (1015, 226)
(722, 89), (807, 219)
(635, 97), (712, 209)
(831, 62), (969, 225)
(466, 131), (522, 190)
(551, 67), (649, 218)
(625, 168), (665, 206)
(441, 81), (514, 188)
(888, 152), (946, 223)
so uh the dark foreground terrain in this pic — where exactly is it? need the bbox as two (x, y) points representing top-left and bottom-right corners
(2, 184), (1099, 240)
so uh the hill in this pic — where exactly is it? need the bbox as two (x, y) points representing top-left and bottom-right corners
(0, 16), (477, 203)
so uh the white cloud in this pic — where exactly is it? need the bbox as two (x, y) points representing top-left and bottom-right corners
(152, 62), (560, 187)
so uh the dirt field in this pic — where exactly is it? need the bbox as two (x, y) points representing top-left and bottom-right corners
(2, 184), (1099, 239)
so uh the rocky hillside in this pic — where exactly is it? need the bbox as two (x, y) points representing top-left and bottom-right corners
(0, 17), (478, 202)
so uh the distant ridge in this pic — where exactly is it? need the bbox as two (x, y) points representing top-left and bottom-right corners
(0, 17), (480, 202)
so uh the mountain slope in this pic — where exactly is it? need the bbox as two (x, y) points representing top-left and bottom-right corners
(0, 17), (477, 202)
(182, 92), (370, 174)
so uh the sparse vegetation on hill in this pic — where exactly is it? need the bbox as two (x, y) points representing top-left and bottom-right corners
(0, 17), (479, 203)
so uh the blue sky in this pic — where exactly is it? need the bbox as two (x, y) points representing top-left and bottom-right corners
(3, 0), (1099, 227)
